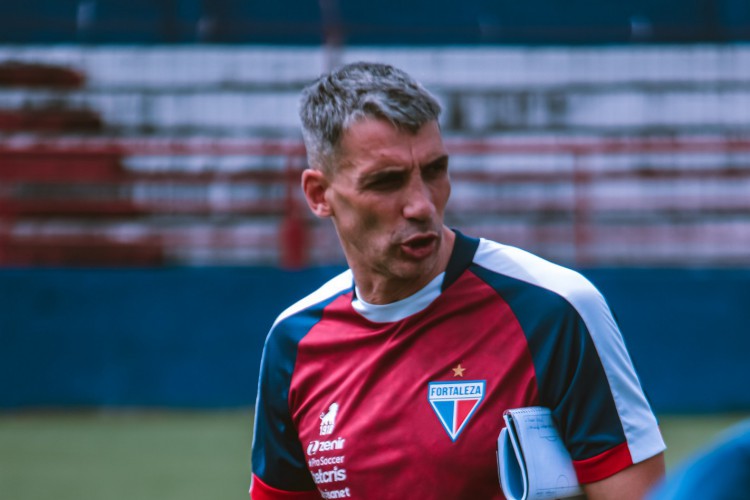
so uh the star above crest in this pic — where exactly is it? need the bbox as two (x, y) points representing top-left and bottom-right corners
(452, 363), (466, 377)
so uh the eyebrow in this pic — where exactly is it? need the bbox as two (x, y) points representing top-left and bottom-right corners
(424, 155), (449, 170)
(357, 154), (449, 187)
(357, 167), (405, 188)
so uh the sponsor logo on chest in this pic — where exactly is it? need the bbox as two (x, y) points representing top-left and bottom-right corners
(428, 380), (486, 441)
(307, 402), (351, 498)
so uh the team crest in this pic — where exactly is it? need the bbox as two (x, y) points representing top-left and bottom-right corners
(428, 380), (485, 441)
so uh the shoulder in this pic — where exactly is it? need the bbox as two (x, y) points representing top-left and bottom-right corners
(471, 238), (606, 315)
(259, 269), (353, 373)
(269, 269), (354, 332)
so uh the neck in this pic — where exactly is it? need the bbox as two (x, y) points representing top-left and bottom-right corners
(353, 227), (455, 305)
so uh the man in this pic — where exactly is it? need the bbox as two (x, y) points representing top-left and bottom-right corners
(250, 61), (665, 499)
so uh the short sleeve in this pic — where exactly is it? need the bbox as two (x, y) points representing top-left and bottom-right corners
(251, 321), (318, 493)
(535, 282), (666, 483)
(471, 240), (666, 483)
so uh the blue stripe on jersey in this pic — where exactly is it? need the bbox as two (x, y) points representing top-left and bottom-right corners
(469, 264), (627, 461)
(252, 291), (345, 490)
(442, 230), (480, 292)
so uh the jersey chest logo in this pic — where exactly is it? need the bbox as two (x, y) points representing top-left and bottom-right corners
(319, 402), (339, 436)
(427, 380), (486, 441)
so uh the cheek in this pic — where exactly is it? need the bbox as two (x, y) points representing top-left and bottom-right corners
(433, 180), (451, 212)
(359, 209), (381, 232)
(335, 194), (383, 236)
(347, 202), (397, 251)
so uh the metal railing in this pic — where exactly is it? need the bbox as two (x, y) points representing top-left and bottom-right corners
(2, 136), (749, 267)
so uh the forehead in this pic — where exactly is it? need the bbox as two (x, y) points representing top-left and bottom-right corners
(335, 118), (445, 173)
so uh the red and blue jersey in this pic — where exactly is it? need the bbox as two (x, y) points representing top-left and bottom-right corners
(250, 232), (665, 499)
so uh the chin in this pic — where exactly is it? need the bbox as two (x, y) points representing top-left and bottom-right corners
(393, 258), (437, 281)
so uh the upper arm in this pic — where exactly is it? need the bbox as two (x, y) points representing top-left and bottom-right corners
(251, 323), (317, 494)
(532, 278), (666, 482)
(471, 241), (666, 484)
(583, 452), (665, 500)
(251, 281), (350, 497)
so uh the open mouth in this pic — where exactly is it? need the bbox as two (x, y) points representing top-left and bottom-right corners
(406, 236), (433, 249)
(400, 234), (437, 259)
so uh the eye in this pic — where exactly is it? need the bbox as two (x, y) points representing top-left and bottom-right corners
(363, 171), (406, 191)
(423, 157), (449, 179)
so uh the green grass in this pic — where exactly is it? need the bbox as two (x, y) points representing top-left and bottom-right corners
(0, 410), (748, 500)
(0, 410), (254, 500)
(659, 413), (750, 469)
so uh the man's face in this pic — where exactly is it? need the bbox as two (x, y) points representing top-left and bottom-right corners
(322, 118), (452, 294)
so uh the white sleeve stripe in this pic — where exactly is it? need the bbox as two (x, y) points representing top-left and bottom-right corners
(473, 239), (666, 463)
(271, 269), (353, 330)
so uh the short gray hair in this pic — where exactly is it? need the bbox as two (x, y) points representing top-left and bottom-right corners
(299, 61), (442, 174)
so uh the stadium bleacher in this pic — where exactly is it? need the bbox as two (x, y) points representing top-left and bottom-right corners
(1, 46), (749, 267)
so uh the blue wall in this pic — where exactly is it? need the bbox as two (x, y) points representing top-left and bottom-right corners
(587, 268), (750, 413)
(1, 267), (748, 413)
(0, 267), (342, 409)
(1, 0), (749, 44)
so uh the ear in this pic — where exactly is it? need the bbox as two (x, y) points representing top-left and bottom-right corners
(301, 168), (333, 218)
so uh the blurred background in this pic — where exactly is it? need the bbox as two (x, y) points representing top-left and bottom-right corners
(1, 1), (750, 499)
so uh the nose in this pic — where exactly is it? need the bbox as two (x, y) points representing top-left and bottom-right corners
(402, 175), (435, 221)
